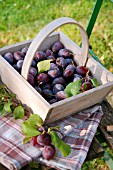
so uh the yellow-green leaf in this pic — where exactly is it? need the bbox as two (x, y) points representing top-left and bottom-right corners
(37, 59), (52, 73)
(13, 106), (24, 119)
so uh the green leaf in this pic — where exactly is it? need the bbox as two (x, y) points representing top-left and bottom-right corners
(50, 131), (71, 157)
(23, 136), (32, 144)
(91, 78), (100, 87)
(37, 59), (52, 73)
(0, 108), (7, 117)
(4, 101), (13, 112)
(27, 114), (43, 126)
(0, 104), (4, 112)
(64, 79), (82, 97)
(13, 106), (24, 119)
(22, 121), (40, 137)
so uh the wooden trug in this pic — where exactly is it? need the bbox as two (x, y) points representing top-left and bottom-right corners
(0, 17), (113, 123)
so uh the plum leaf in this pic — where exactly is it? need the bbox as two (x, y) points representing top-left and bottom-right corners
(64, 79), (82, 97)
(37, 59), (52, 73)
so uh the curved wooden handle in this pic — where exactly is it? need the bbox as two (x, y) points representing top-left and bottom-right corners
(21, 17), (89, 80)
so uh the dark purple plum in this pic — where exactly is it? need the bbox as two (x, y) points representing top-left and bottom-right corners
(29, 67), (38, 77)
(34, 51), (46, 62)
(47, 55), (56, 62)
(52, 77), (65, 86)
(28, 74), (35, 86)
(76, 66), (89, 77)
(42, 144), (56, 160)
(50, 63), (58, 70)
(48, 69), (61, 79)
(81, 82), (92, 91)
(13, 64), (20, 72)
(65, 64), (76, 72)
(52, 41), (64, 53)
(4, 53), (14, 64)
(13, 51), (24, 61)
(49, 98), (57, 104)
(73, 77), (81, 82)
(30, 136), (41, 147)
(41, 84), (52, 90)
(37, 133), (51, 146)
(35, 86), (42, 94)
(73, 74), (82, 79)
(53, 84), (64, 94)
(65, 58), (74, 65)
(58, 49), (72, 58)
(56, 57), (67, 68)
(31, 60), (36, 67)
(56, 91), (67, 101)
(42, 89), (54, 100)
(46, 49), (55, 57)
(21, 47), (28, 55)
(37, 73), (49, 84)
(16, 60), (24, 71)
(63, 69), (74, 79)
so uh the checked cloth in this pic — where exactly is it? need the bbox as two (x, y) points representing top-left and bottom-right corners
(0, 105), (103, 170)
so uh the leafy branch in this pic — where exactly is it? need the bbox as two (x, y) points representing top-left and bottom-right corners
(0, 84), (25, 119)
(22, 114), (71, 157)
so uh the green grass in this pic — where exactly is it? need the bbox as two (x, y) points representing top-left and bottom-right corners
(0, 0), (113, 71)
(0, 0), (113, 169)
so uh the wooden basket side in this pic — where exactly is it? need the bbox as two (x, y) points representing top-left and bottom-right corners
(0, 33), (59, 55)
(86, 56), (113, 84)
(46, 84), (113, 124)
(0, 40), (31, 55)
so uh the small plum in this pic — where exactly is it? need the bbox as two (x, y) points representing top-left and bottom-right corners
(37, 73), (49, 84)
(52, 41), (64, 53)
(29, 67), (38, 77)
(28, 74), (35, 86)
(52, 77), (65, 86)
(58, 49), (72, 58)
(76, 66), (89, 77)
(48, 69), (61, 79)
(63, 69), (74, 79)
(34, 51), (46, 62)
(42, 89), (54, 100)
(13, 51), (24, 61)
(16, 60), (24, 71)
(81, 82), (92, 91)
(42, 144), (56, 160)
(53, 84), (64, 94)
(21, 47), (28, 55)
(37, 133), (51, 146)
(56, 57), (67, 68)
(4, 53), (14, 64)
(56, 91), (67, 101)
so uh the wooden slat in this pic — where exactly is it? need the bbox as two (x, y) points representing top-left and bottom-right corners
(86, 137), (104, 161)
(99, 100), (113, 150)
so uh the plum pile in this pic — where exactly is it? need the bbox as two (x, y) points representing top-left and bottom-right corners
(3, 41), (95, 104)
(31, 127), (56, 160)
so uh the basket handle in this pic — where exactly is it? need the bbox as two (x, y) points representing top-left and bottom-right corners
(21, 17), (89, 80)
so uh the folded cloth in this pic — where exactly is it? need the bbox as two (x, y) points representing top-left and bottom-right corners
(0, 105), (103, 170)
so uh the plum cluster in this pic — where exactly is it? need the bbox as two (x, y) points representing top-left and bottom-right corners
(31, 127), (55, 160)
(3, 41), (94, 104)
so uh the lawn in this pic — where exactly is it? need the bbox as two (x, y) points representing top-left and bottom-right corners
(0, 0), (113, 169)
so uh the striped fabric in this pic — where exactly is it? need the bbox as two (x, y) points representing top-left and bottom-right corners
(0, 105), (103, 170)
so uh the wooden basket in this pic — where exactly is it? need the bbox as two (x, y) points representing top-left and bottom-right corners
(0, 17), (113, 124)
